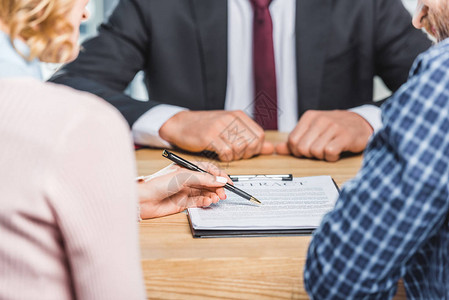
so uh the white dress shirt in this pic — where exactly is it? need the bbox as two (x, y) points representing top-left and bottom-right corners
(132, 0), (382, 147)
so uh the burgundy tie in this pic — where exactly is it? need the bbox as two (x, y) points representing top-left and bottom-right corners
(251, 0), (278, 130)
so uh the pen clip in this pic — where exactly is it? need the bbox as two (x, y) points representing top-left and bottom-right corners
(229, 174), (293, 182)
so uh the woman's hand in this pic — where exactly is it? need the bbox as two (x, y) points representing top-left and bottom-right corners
(137, 162), (231, 219)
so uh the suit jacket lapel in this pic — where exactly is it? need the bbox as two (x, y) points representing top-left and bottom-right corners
(190, 0), (228, 110)
(295, 0), (332, 115)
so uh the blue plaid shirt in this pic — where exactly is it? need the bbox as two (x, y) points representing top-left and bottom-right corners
(305, 38), (449, 299)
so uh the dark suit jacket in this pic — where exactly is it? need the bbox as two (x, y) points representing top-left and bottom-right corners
(50, 0), (431, 127)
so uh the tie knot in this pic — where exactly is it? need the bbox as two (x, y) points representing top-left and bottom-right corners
(251, 0), (272, 9)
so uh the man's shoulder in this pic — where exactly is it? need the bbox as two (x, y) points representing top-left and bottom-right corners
(415, 39), (449, 73)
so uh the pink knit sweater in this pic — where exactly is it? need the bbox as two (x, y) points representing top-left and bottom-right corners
(0, 79), (146, 299)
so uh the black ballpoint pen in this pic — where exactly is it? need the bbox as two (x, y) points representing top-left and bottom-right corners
(162, 150), (262, 205)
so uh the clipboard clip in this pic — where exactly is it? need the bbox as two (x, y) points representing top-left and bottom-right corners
(229, 174), (293, 182)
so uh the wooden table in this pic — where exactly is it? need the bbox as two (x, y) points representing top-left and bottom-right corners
(136, 132), (406, 299)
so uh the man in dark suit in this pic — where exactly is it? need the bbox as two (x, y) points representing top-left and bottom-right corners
(51, 0), (430, 161)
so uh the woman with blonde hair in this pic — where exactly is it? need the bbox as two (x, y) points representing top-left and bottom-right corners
(0, 0), (229, 298)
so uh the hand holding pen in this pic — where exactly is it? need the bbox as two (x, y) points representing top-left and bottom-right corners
(162, 150), (262, 205)
(135, 161), (231, 219)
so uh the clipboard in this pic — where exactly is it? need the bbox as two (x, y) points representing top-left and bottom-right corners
(187, 215), (315, 238)
(187, 174), (340, 238)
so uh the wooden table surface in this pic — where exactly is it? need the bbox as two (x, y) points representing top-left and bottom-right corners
(136, 132), (406, 299)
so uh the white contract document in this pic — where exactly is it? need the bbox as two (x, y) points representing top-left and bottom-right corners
(187, 175), (339, 236)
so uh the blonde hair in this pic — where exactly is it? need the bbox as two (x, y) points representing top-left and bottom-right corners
(0, 0), (75, 62)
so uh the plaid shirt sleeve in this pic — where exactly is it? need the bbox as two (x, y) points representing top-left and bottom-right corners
(304, 42), (449, 299)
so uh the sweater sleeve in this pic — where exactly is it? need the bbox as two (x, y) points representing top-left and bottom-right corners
(44, 97), (146, 300)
